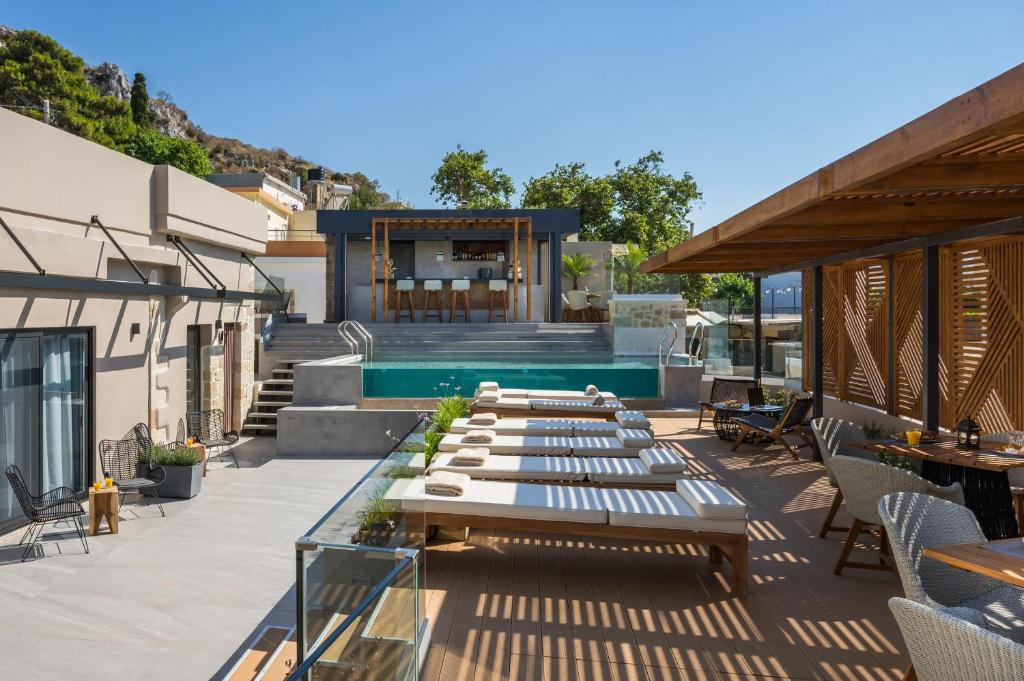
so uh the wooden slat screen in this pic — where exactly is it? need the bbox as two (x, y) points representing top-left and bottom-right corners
(892, 253), (923, 419)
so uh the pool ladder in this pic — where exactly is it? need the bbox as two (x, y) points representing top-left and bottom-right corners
(336, 321), (373, 362)
(658, 322), (678, 367)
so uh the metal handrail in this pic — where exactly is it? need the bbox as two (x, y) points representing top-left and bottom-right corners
(335, 322), (358, 356)
(658, 321), (678, 367)
(345, 321), (373, 362)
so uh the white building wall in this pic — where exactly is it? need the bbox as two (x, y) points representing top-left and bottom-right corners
(257, 256), (327, 324)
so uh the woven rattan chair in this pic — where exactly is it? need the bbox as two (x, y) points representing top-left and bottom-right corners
(878, 492), (1024, 642)
(730, 394), (814, 460)
(99, 423), (166, 517)
(987, 432), (1024, 532)
(891, 596), (1024, 681)
(5, 464), (88, 561)
(175, 417), (187, 447)
(697, 377), (758, 431)
(810, 418), (874, 537)
(829, 456), (962, 575)
(187, 409), (239, 468)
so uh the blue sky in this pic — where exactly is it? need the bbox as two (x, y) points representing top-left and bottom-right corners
(7, 1), (1023, 234)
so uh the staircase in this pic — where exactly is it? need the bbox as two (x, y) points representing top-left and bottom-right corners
(241, 361), (298, 436)
(263, 322), (611, 362)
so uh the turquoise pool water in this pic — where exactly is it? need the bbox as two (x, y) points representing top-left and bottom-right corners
(362, 356), (659, 398)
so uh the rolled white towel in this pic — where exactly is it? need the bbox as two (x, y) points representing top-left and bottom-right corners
(462, 429), (497, 444)
(615, 410), (650, 429)
(452, 447), (489, 466)
(476, 381), (500, 397)
(468, 412), (497, 426)
(616, 428), (654, 448)
(476, 390), (500, 403)
(640, 447), (686, 473)
(592, 393), (606, 406)
(425, 471), (471, 497)
(585, 384), (599, 396)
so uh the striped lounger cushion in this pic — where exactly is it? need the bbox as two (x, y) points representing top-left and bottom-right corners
(570, 436), (641, 457)
(438, 433), (573, 455)
(402, 478), (608, 523)
(428, 453), (587, 481)
(583, 457), (686, 485)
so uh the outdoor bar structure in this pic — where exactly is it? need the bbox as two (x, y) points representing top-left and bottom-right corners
(645, 64), (1024, 536)
(317, 209), (580, 323)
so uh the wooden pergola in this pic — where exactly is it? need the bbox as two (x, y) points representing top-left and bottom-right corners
(643, 63), (1024, 434)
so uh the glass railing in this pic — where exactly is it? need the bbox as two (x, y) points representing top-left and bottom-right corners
(289, 422), (428, 681)
(698, 298), (803, 380)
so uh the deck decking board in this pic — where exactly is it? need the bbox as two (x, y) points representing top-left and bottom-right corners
(419, 416), (911, 681)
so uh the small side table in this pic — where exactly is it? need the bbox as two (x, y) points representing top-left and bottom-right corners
(190, 443), (207, 477)
(88, 486), (119, 536)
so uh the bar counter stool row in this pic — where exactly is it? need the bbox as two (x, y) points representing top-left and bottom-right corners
(388, 279), (509, 323)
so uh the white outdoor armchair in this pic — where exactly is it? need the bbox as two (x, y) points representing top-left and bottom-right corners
(810, 417), (872, 537)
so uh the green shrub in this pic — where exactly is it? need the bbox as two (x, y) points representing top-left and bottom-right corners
(432, 395), (470, 432)
(423, 430), (443, 468)
(149, 442), (201, 467)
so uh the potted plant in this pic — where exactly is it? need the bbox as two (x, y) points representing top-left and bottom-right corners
(353, 483), (398, 546)
(145, 442), (204, 499)
(561, 253), (596, 290)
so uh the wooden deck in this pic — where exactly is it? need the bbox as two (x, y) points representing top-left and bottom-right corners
(420, 416), (909, 681)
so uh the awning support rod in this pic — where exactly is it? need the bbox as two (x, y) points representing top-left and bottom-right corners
(168, 236), (224, 290)
(0, 214), (45, 275)
(240, 252), (283, 295)
(90, 215), (147, 283)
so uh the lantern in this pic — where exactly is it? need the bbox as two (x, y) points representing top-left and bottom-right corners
(956, 415), (981, 450)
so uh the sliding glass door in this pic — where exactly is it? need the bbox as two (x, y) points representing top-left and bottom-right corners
(0, 330), (90, 532)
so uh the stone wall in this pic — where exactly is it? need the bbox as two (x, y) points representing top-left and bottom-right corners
(609, 294), (688, 356)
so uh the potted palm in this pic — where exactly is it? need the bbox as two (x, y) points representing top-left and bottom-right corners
(561, 253), (596, 290)
(146, 442), (203, 499)
(611, 242), (647, 294)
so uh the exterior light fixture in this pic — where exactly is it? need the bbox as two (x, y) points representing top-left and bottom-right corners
(496, 251), (505, 262)
(436, 250), (444, 262)
(375, 251), (383, 262)
(129, 322), (141, 341)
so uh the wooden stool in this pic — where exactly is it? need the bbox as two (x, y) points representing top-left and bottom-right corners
(393, 279), (416, 322)
(88, 485), (119, 536)
(488, 280), (508, 323)
(423, 280), (444, 322)
(449, 279), (470, 323)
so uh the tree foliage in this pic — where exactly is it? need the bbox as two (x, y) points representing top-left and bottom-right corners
(521, 162), (614, 239)
(611, 242), (647, 294)
(130, 72), (150, 126)
(711, 272), (755, 308)
(124, 128), (213, 177)
(0, 30), (136, 149)
(431, 144), (514, 208)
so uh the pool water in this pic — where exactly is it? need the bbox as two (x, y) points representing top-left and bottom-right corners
(362, 356), (659, 398)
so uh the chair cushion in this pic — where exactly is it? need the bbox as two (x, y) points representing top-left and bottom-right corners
(115, 477), (157, 490)
(532, 399), (626, 413)
(601, 488), (747, 535)
(450, 418), (574, 437)
(570, 421), (623, 436)
(527, 389), (617, 400)
(615, 411), (651, 429)
(639, 448), (687, 474)
(616, 428), (654, 449)
(570, 436), (641, 457)
(429, 453), (587, 481)
(402, 478), (608, 523)
(732, 413), (777, 432)
(675, 479), (747, 520)
(439, 434), (572, 455)
(583, 458), (684, 485)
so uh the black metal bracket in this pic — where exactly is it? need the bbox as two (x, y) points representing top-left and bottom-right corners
(240, 251), (284, 295)
(90, 215), (148, 284)
(0, 214), (45, 275)
(167, 235), (225, 294)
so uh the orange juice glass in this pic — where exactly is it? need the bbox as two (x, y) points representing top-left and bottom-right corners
(906, 430), (922, 447)
(104, 477), (114, 489)
(92, 481), (102, 491)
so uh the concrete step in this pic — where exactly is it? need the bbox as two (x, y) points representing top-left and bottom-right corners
(256, 389), (293, 397)
(246, 411), (278, 419)
(252, 400), (290, 408)
(241, 422), (277, 433)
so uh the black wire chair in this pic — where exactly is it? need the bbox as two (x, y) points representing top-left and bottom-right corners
(186, 409), (239, 468)
(98, 423), (166, 517)
(5, 464), (88, 561)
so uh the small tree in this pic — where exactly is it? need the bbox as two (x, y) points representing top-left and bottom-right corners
(130, 73), (151, 126)
(562, 253), (596, 290)
(124, 128), (213, 177)
(711, 272), (755, 308)
(431, 144), (514, 208)
(611, 242), (647, 294)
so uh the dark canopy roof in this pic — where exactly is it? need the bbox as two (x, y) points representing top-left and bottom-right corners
(316, 208), (581, 235)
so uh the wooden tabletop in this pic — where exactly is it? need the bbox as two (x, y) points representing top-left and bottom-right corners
(923, 540), (1024, 588)
(852, 435), (1024, 472)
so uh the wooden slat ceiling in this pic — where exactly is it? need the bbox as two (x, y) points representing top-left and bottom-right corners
(369, 216), (527, 230)
(643, 63), (1024, 274)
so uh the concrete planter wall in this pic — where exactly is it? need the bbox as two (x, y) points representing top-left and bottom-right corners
(148, 463), (204, 499)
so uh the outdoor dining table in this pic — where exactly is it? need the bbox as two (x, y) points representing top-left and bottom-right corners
(853, 436), (1024, 540)
(712, 402), (784, 441)
(923, 539), (1024, 588)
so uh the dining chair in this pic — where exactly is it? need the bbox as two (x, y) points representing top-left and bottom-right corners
(810, 418), (873, 537)
(5, 465), (89, 561)
(560, 293), (571, 322)
(697, 377), (757, 430)
(565, 290), (590, 322)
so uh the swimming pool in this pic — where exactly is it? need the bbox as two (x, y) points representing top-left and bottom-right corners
(362, 356), (660, 398)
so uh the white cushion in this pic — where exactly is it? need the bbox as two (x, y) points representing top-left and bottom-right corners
(482, 397), (532, 410)
(570, 436), (640, 457)
(615, 411), (651, 429)
(675, 479), (747, 520)
(526, 389), (618, 400)
(583, 458), (684, 485)
(601, 488), (747, 535)
(429, 453), (587, 481)
(616, 428), (654, 449)
(439, 433), (572, 455)
(402, 478), (608, 524)
(423, 279), (443, 291)
(531, 399), (626, 413)
(570, 421), (622, 436)
(476, 381), (499, 396)
(396, 279), (415, 291)
(500, 388), (530, 398)
(467, 412), (497, 426)
(450, 418), (574, 436)
(476, 390), (500, 403)
(639, 448), (686, 474)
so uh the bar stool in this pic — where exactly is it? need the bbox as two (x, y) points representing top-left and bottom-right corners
(488, 279), (508, 323)
(449, 279), (470, 323)
(423, 280), (444, 322)
(393, 279), (416, 322)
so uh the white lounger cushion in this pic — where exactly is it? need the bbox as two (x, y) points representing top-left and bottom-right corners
(476, 390), (501, 403)
(584, 458), (685, 485)
(450, 418), (574, 436)
(640, 448), (687, 474)
(439, 433), (572, 455)
(526, 389), (617, 400)
(483, 397), (533, 410)
(601, 488), (747, 535)
(675, 479), (747, 520)
(403, 478), (608, 524)
(499, 388), (530, 398)
(615, 411), (651, 429)
(569, 421), (623, 436)
(428, 453), (587, 481)
(616, 428), (654, 448)
(532, 399), (626, 413)
(570, 436), (641, 457)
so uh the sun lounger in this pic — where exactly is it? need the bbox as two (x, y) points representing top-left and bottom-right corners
(439, 433), (572, 455)
(582, 457), (687, 486)
(474, 382), (616, 401)
(471, 397), (627, 420)
(403, 478), (748, 594)
(428, 452), (686, 487)
(569, 436), (643, 457)
(450, 417), (651, 437)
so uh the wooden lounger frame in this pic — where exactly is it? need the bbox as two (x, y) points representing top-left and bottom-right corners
(424, 512), (749, 595)
(470, 405), (619, 421)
